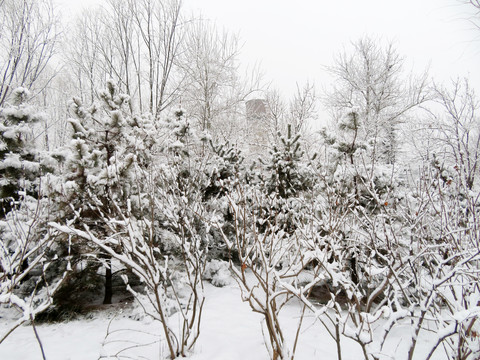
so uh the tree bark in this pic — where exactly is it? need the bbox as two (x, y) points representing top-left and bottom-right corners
(103, 255), (113, 305)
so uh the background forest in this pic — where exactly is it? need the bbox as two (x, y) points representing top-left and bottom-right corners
(1, 0), (480, 359)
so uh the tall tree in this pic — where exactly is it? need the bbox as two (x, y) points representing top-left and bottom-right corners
(433, 78), (480, 191)
(263, 81), (317, 147)
(0, 0), (60, 106)
(181, 20), (241, 132)
(65, 0), (185, 116)
(325, 36), (429, 165)
(128, 0), (184, 115)
(55, 81), (136, 305)
(288, 81), (317, 136)
(180, 19), (262, 144)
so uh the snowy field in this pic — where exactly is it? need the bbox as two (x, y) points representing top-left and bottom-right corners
(0, 279), (444, 360)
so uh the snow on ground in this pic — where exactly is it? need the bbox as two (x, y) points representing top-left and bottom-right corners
(0, 280), (446, 360)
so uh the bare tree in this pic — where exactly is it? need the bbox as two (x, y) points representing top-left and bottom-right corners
(262, 81), (317, 148)
(180, 19), (263, 145)
(289, 81), (317, 135)
(130, 0), (184, 115)
(52, 189), (208, 359)
(264, 88), (287, 145)
(65, 8), (107, 104)
(0, 0), (60, 106)
(433, 78), (480, 190)
(325, 36), (430, 165)
(65, 0), (185, 116)
(214, 183), (319, 360)
(181, 20), (239, 132)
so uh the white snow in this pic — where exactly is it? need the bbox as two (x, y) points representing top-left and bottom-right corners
(0, 280), (447, 360)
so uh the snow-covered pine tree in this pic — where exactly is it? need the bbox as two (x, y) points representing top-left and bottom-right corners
(263, 124), (310, 199)
(0, 88), (49, 216)
(51, 102), (213, 357)
(160, 107), (214, 206)
(52, 81), (138, 306)
(256, 124), (314, 235)
(205, 139), (244, 200)
(201, 139), (246, 260)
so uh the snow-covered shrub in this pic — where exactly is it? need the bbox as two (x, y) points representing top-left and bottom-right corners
(213, 176), (324, 360)
(0, 192), (68, 349)
(204, 259), (231, 287)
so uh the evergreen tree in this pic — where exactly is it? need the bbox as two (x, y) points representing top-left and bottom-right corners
(204, 139), (244, 200)
(53, 81), (138, 306)
(0, 88), (48, 216)
(263, 124), (311, 199)
(255, 124), (314, 234)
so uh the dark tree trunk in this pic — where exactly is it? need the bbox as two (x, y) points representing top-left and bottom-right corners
(103, 255), (113, 305)
(350, 255), (359, 285)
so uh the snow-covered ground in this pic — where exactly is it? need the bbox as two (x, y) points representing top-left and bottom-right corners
(0, 280), (444, 360)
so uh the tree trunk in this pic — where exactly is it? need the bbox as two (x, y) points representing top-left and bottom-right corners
(103, 255), (113, 305)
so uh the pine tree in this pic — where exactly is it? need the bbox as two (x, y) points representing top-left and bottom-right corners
(53, 81), (138, 306)
(263, 124), (311, 199)
(204, 140), (244, 200)
(0, 88), (46, 216)
(254, 124), (315, 235)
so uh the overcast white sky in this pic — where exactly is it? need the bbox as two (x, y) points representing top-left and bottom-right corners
(183, 0), (479, 96)
(57, 0), (479, 99)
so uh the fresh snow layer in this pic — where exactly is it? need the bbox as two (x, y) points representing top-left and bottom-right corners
(0, 281), (445, 360)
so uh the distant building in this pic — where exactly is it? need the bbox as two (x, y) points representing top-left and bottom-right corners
(246, 99), (267, 120)
(245, 99), (268, 154)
